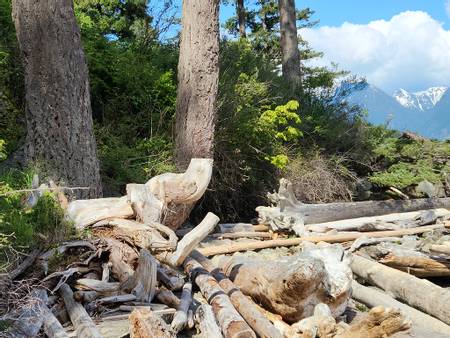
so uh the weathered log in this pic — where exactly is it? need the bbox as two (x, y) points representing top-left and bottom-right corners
(75, 279), (120, 294)
(379, 253), (450, 277)
(352, 281), (450, 336)
(195, 304), (223, 338)
(184, 256), (256, 338)
(73, 290), (98, 303)
(156, 287), (181, 308)
(429, 244), (450, 255)
(191, 250), (283, 338)
(5, 249), (40, 280)
(198, 223), (449, 256)
(104, 238), (137, 283)
(121, 249), (157, 303)
(101, 262), (110, 282)
(306, 208), (450, 233)
(42, 305), (69, 338)
(129, 308), (176, 338)
(218, 244), (352, 323)
(258, 178), (450, 231)
(59, 283), (103, 338)
(171, 282), (192, 332)
(351, 254), (450, 325)
(66, 196), (134, 230)
(160, 212), (219, 266)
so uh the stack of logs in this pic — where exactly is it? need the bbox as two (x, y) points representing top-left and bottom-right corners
(3, 161), (450, 338)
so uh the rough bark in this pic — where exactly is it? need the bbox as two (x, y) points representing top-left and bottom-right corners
(279, 0), (301, 91)
(175, 0), (220, 168)
(237, 0), (246, 37)
(12, 0), (102, 198)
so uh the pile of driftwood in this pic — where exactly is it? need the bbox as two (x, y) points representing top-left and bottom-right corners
(2, 161), (450, 338)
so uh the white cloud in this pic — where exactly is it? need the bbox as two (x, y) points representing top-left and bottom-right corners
(301, 11), (450, 93)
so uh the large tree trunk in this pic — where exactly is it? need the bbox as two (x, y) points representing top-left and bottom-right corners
(279, 0), (301, 91)
(237, 0), (246, 38)
(174, 0), (220, 169)
(12, 0), (102, 198)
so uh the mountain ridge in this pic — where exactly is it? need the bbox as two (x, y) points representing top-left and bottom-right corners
(336, 81), (450, 139)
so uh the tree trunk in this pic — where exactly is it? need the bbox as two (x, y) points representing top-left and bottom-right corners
(175, 0), (220, 169)
(279, 0), (301, 91)
(237, 0), (246, 38)
(12, 0), (102, 198)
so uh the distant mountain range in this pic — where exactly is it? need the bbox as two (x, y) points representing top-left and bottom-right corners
(336, 81), (450, 139)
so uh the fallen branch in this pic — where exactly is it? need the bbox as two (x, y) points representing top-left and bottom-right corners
(171, 282), (192, 333)
(195, 304), (223, 338)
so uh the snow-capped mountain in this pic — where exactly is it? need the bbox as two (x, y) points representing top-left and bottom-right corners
(393, 87), (447, 111)
(335, 81), (450, 139)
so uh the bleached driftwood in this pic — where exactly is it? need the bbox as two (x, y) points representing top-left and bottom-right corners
(171, 282), (192, 333)
(67, 196), (134, 230)
(59, 284), (103, 338)
(306, 208), (450, 233)
(219, 244), (352, 323)
(257, 178), (450, 233)
(105, 238), (136, 283)
(352, 281), (450, 336)
(129, 308), (176, 338)
(198, 223), (448, 256)
(145, 158), (213, 230)
(351, 254), (450, 325)
(74, 279), (120, 294)
(183, 256), (256, 338)
(66, 158), (213, 231)
(195, 304), (223, 338)
(191, 250), (283, 338)
(159, 212), (219, 266)
(155, 287), (181, 308)
(121, 249), (157, 303)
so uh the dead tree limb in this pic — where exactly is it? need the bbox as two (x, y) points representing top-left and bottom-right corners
(171, 282), (192, 333)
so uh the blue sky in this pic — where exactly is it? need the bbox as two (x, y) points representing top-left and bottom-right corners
(219, 1), (450, 93)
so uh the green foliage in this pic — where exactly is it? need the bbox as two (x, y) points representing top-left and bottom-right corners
(369, 137), (450, 189)
(0, 169), (74, 271)
(0, 139), (6, 161)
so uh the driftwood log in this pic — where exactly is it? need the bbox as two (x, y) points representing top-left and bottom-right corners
(352, 281), (450, 336)
(67, 158), (213, 230)
(190, 250), (283, 338)
(171, 282), (192, 332)
(218, 244), (352, 323)
(351, 254), (450, 325)
(195, 304), (223, 337)
(199, 223), (449, 256)
(129, 308), (175, 338)
(183, 256), (256, 338)
(59, 284), (103, 338)
(257, 178), (450, 233)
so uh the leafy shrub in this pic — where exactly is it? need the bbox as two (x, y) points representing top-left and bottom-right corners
(0, 169), (74, 271)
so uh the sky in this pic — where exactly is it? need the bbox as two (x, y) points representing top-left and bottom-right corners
(220, 0), (450, 94)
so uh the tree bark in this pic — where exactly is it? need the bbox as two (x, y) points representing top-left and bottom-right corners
(279, 0), (301, 91)
(12, 0), (102, 198)
(175, 0), (220, 168)
(237, 0), (246, 37)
